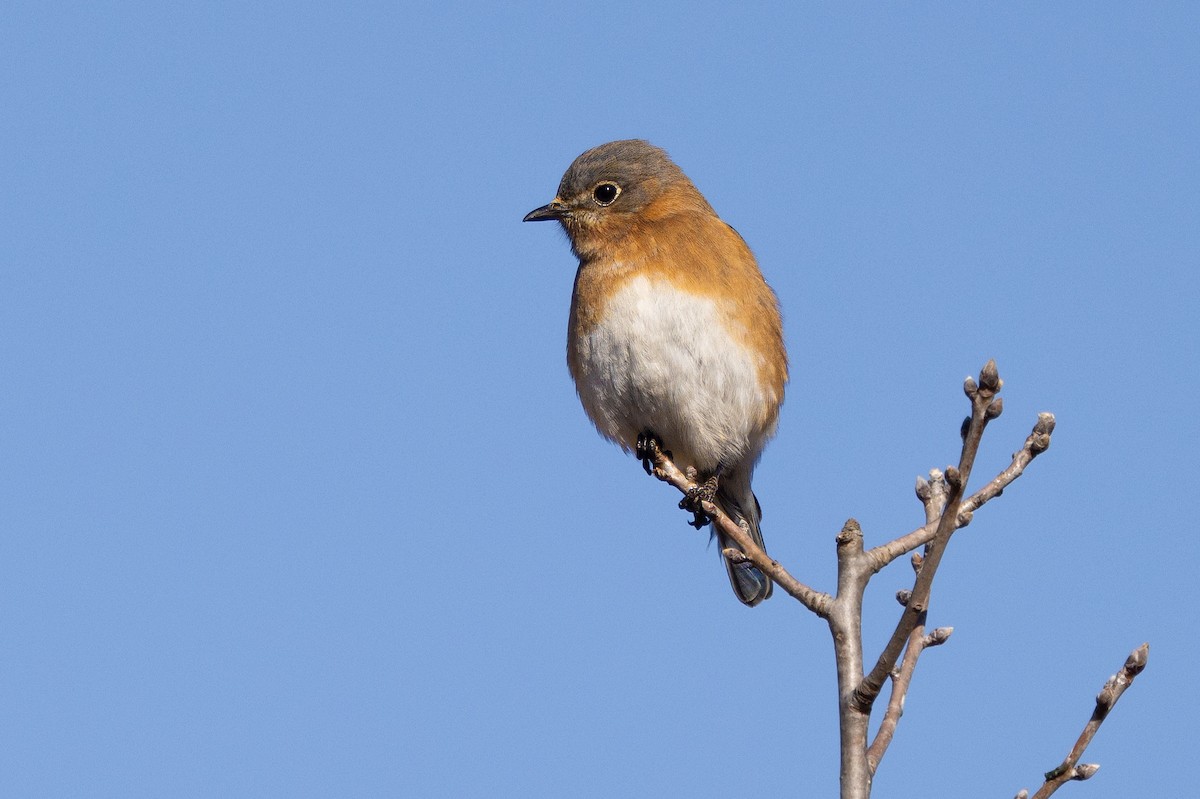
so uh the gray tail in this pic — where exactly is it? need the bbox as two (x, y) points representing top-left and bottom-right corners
(714, 476), (773, 607)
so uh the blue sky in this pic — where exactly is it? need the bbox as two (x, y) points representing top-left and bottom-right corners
(3, 2), (1196, 796)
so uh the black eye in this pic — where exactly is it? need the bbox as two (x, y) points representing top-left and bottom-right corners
(592, 182), (620, 206)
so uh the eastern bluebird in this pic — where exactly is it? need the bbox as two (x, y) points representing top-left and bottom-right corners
(524, 140), (787, 606)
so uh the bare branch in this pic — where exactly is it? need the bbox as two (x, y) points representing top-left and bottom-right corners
(866, 625), (954, 773)
(852, 361), (1003, 714)
(915, 469), (947, 526)
(632, 360), (1144, 797)
(868, 411), (1056, 573)
(830, 518), (872, 799)
(1025, 644), (1149, 798)
(646, 441), (833, 617)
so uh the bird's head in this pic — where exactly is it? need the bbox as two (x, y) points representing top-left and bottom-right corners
(524, 140), (710, 258)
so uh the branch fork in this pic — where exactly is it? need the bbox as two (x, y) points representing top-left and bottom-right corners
(638, 360), (1142, 798)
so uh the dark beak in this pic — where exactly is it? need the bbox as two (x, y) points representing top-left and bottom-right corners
(523, 200), (570, 222)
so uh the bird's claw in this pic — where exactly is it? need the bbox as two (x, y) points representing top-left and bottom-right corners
(636, 431), (668, 476)
(679, 474), (719, 528)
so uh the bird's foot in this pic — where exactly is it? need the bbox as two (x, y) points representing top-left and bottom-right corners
(636, 431), (670, 476)
(679, 474), (720, 529)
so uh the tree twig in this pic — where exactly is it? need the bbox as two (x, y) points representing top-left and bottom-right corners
(866, 625), (953, 773)
(867, 411), (1056, 573)
(1021, 644), (1150, 798)
(646, 442), (833, 617)
(852, 360), (1004, 714)
(635, 360), (1144, 799)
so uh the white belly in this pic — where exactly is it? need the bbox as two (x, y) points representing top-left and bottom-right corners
(572, 275), (768, 473)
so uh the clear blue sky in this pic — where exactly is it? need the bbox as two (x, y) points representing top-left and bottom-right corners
(3, 3), (1196, 796)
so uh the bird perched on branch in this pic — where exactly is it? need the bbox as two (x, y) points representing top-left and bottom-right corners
(524, 139), (787, 606)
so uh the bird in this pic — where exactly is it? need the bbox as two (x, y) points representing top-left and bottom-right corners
(524, 139), (787, 606)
